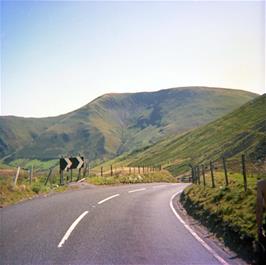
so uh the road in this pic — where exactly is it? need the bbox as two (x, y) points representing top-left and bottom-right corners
(1, 183), (239, 265)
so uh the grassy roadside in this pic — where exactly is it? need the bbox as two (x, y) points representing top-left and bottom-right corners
(0, 175), (72, 207)
(180, 171), (266, 263)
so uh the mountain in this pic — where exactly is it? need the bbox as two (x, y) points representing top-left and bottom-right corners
(0, 116), (61, 158)
(0, 87), (257, 162)
(115, 94), (265, 175)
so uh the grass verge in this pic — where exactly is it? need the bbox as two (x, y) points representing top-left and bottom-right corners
(180, 171), (266, 263)
(0, 175), (70, 207)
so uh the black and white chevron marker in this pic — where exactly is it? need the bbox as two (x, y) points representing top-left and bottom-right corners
(60, 156), (84, 171)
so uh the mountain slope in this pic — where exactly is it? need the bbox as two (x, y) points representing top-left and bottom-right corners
(0, 87), (257, 161)
(0, 116), (61, 158)
(113, 94), (265, 174)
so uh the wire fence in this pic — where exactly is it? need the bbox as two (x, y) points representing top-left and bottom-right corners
(190, 154), (266, 191)
(0, 163), (163, 187)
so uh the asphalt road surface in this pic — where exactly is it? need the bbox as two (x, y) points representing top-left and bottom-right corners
(1, 183), (241, 265)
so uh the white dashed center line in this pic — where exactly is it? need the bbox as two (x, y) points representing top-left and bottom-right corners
(128, 188), (146, 193)
(97, 194), (120, 205)
(152, 185), (167, 188)
(58, 211), (88, 248)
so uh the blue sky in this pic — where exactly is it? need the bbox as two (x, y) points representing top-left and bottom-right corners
(1, 0), (265, 117)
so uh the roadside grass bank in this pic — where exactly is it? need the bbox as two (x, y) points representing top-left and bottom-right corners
(180, 171), (266, 263)
(0, 175), (71, 207)
(87, 170), (176, 185)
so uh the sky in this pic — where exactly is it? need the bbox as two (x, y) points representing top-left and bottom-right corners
(1, 0), (265, 118)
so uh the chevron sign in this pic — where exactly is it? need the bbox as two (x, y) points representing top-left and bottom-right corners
(60, 156), (84, 171)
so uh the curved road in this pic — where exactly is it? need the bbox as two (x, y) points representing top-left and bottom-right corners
(1, 183), (240, 265)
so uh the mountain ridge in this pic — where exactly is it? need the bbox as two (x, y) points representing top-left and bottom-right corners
(0, 86), (258, 162)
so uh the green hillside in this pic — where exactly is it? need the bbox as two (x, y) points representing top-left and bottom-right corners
(112, 94), (265, 175)
(0, 116), (61, 158)
(0, 87), (257, 162)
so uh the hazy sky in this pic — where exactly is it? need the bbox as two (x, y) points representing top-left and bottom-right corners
(1, 0), (265, 117)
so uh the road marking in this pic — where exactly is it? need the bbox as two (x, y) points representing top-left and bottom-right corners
(170, 191), (229, 265)
(58, 211), (88, 248)
(128, 188), (146, 193)
(97, 194), (120, 205)
(152, 184), (167, 188)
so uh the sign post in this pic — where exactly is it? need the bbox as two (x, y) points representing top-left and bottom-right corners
(59, 156), (85, 185)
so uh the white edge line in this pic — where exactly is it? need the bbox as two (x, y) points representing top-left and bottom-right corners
(128, 188), (146, 193)
(58, 211), (88, 248)
(97, 194), (120, 205)
(170, 191), (229, 265)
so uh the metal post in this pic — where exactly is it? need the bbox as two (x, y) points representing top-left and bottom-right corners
(83, 164), (87, 178)
(77, 168), (81, 181)
(60, 169), (64, 185)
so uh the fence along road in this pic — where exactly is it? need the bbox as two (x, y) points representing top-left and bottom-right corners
(1, 183), (244, 265)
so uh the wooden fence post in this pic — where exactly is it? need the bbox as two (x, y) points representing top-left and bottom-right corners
(30, 165), (33, 185)
(88, 163), (90, 177)
(190, 166), (194, 183)
(197, 166), (201, 184)
(222, 157), (228, 186)
(101, 166), (103, 177)
(45, 168), (53, 186)
(201, 164), (206, 186)
(111, 165), (113, 176)
(193, 166), (197, 184)
(143, 166), (144, 174)
(210, 161), (215, 188)
(241, 154), (247, 192)
(14, 166), (20, 186)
